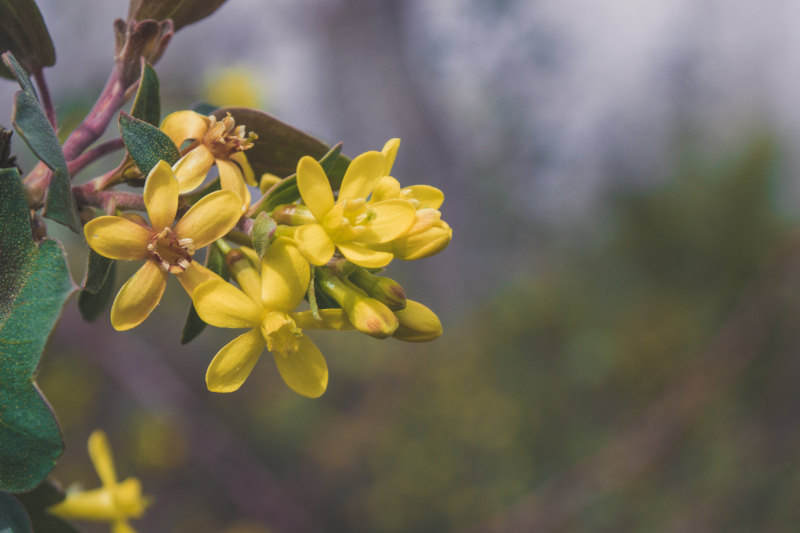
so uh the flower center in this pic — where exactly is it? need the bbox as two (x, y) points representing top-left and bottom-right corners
(323, 199), (376, 242)
(202, 113), (257, 160)
(146, 227), (194, 273)
(262, 311), (303, 356)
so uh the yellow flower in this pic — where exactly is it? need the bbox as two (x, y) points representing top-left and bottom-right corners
(289, 150), (417, 268)
(370, 138), (452, 260)
(49, 430), (149, 533)
(84, 161), (242, 330)
(392, 300), (443, 342)
(161, 110), (257, 211)
(191, 239), (329, 397)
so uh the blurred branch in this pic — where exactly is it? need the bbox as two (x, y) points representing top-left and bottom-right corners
(462, 231), (800, 533)
(54, 310), (321, 533)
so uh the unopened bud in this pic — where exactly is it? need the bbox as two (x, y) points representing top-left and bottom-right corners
(392, 300), (442, 342)
(271, 204), (317, 225)
(316, 268), (398, 338)
(348, 266), (406, 310)
(391, 219), (452, 261)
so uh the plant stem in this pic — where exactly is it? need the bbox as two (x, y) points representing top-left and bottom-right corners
(32, 68), (56, 129)
(73, 182), (144, 212)
(67, 138), (125, 176)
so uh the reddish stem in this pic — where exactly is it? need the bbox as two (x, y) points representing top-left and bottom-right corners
(73, 182), (144, 212)
(62, 69), (126, 161)
(67, 138), (126, 176)
(33, 68), (56, 129)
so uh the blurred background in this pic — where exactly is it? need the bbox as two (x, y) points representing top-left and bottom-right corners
(5, 0), (800, 531)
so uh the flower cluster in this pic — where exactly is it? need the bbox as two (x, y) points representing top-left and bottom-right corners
(84, 112), (452, 398)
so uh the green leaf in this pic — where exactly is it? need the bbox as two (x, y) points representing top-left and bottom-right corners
(119, 111), (180, 176)
(131, 62), (160, 126)
(81, 249), (113, 294)
(0, 168), (71, 493)
(4, 53), (80, 234)
(78, 261), (116, 322)
(251, 212), (276, 261)
(181, 243), (229, 344)
(213, 107), (351, 186)
(0, 1), (55, 81)
(0, 492), (32, 532)
(14, 479), (79, 533)
(0, 51), (35, 95)
(128, 0), (228, 31)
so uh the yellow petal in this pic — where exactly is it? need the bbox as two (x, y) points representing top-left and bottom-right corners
(176, 262), (225, 295)
(160, 110), (209, 145)
(112, 520), (137, 533)
(404, 185), (444, 210)
(192, 279), (263, 328)
(231, 151), (257, 186)
(110, 261), (167, 331)
(261, 237), (310, 311)
(381, 137), (401, 176)
(293, 309), (354, 330)
(272, 335), (328, 398)
(371, 176), (401, 202)
(48, 486), (117, 521)
(356, 199), (416, 244)
(172, 145), (214, 193)
(297, 156), (334, 221)
(174, 190), (241, 248)
(206, 328), (265, 393)
(88, 430), (117, 488)
(84, 216), (151, 260)
(217, 157), (251, 212)
(337, 241), (394, 268)
(338, 150), (385, 202)
(293, 224), (335, 266)
(392, 299), (443, 342)
(143, 160), (178, 230)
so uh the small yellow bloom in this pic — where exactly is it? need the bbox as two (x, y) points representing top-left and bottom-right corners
(84, 161), (242, 330)
(203, 65), (262, 109)
(192, 240), (329, 398)
(161, 110), (257, 211)
(49, 430), (149, 533)
(370, 138), (452, 260)
(289, 150), (417, 268)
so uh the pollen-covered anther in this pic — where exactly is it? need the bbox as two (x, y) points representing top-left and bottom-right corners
(202, 112), (256, 159)
(147, 227), (194, 273)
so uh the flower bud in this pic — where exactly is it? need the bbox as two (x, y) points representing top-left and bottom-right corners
(260, 173), (282, 193)
(348, 266), (406, 310)
(392, 300), (442, 342)
(316, 268), (398, 338)
(391, 218), (452, 261)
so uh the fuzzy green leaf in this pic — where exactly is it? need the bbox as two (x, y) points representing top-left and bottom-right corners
(0, 168), (71, 493)
(128, 0), (228, 31)
(131, 62), (160, 126)
(0, 1), (55, 81)
(119, 111), (180, 176)
(213, 107), (351, 186)
(181, 243), (229, 344)
(78, 261), (116, 322)
(0, 51), (35, 95)
(5, 53), (80, 234)
(0, 492), (32, 532)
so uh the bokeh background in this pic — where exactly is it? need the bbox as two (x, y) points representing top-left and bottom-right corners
(5, 0), (800, 531)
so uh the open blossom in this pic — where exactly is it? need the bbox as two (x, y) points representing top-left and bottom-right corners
(49, 431), (149, 533)
(191, 239), (328, 397)
(83, 160), (241, 330)
(287, 150), (416, 268)
(370, 138), (452, 260)
(161, 110), (256, 211)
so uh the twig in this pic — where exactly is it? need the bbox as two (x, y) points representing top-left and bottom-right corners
(72, 183), (144, 212)
(33, 67), (57, 129)
(67, 138), (125, 177)
(460, 233), (800, 533)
